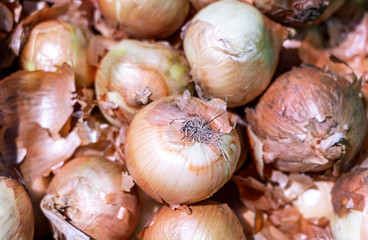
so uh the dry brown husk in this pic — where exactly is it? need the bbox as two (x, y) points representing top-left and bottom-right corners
(246, 65), (366, 175)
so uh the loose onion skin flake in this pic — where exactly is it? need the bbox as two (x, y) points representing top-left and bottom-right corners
(183, 0), (287, 107)
(95, 39), (192, 126)
(0, 177), (34, 240)
(97, 0), (190, 39)
(139, 200), (246, 240)
(246, 66), (366, 174)
(330, 167), (368, 240)
(124, 92), (241, 206)
(44, 156), (140, 240)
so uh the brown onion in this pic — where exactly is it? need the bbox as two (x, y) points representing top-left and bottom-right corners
(0, 176), (34, 240)
(330, 167), (368, 240)
(139, 200), (246, 239)
(183, 0), (287, 107)
(246, 65), (366, 174)
(44, 156), (140, 240)
(95, 39), (192, 126)
(97, 0), (190, 39)
(125, 92), (241, 205)
(20, 20), (95, 88)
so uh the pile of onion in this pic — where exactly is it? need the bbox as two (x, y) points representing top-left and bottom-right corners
(183, 0), (287, 107)
(246, 65), (366, 175)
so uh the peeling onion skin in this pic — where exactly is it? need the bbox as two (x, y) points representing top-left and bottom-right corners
(330, 168), (368, 240)
(124, 93), (241, 205)
(246, 66), (366, 174)
(183, 0), (287, 107)
(252, 0), (346, 27)
(97, 0), (190, 39)
(140, 201), (246, 240)
(95, 39), (192, 127)
(20, 20), (95, 88)
(47, 156), (140, 240)
(0, 177), (34, 240)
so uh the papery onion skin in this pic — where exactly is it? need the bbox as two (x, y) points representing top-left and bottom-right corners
(124, 93), (241, 205)
(0, 177), (34, 240)
(183, 0), (287, 107)
(47, 156), (140, 240)
(330, 168), (368, 240)
(20, 20), (95, 88)
(97, 0), (189, 39)
(140, 200), (246, 240)
(95, 39), (192, 126)
(246, 66), (366, 174)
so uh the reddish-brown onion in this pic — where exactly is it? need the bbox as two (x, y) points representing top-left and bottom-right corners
(246, 66), (366, 174)
(125, 92), (241, 205)
(140, 200), (246, 239)
(45, 156), (140, 240)
(0, 176), (34, 240)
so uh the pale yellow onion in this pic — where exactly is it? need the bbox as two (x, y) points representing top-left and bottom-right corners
(97, 0), (189, 39)
(293, 180), (334, 219)
(124, 92), (241, 205)
(140, 200), (246, 240)
(183, 0), (287, 107)
(46, 156), (140, 240)
(95, 39), (192, 126)
(330, 167), (368, 240)
(20, 20), (95, 88)
(246, 66), (366, 174)
(0, 177), (34, 240)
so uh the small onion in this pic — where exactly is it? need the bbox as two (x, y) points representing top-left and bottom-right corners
(45, 156), (140, 240)
(183, 0), (287, 107)
(139, 200), (246, 239)
(246, 66), (366, 174)
(0, 176), (34, 240)
(330, 167), (368, 240)
(95, 39), (192, 126)
(97, 0), (190, 39)
(20, 20), (95, 88)
(124, 92), (241, 205)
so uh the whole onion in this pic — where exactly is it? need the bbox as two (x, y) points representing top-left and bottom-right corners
(124, 92), (241, 205)
(330, 167), (368, 240)
(95, 39), (192, 126)
(20, 20), (95, 88)
(183, 0), (287, 107)
(139, 200), (246, 239)
(246, 66), (366, 174)
(44, 156), (140, 240)
(0, 176), (34, 240)
(97, 0), (190, 39)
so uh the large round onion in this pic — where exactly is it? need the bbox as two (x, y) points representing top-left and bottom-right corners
(183, 0), (287, 107)
(140, 200), (246, 239)
(97, 0), (190, 39)
(0, 176), (34, 240)
(45, 156), (140, 240)
(246, 66), (366, 174)
(95, 39), (192, 126)
(124, 92), (241, 205)
(20, 20), (95, 88)
(330, 167), (368, 240)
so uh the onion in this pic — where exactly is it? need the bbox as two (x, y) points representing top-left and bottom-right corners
(330, 167), (368, 240)
(20, 20), (95, 88)
(252, 0), (346, 26)
(246, 65), (366, 174)
(139, 200), (246, 239)
(124, 91), (241, 205)
(44, 155), (140, 240)
(183, 0), (287, 107)
(0, 176), (34, 240)
(95, 39), (192, 126)
(97, 0), (190, 39)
